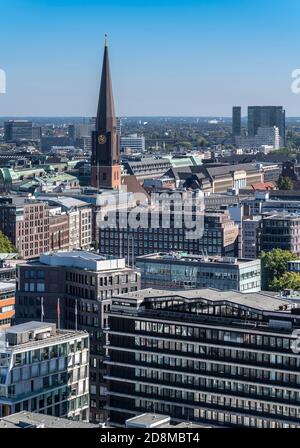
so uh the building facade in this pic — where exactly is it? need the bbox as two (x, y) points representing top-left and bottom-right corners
(0, 197), (49, 259)
(4, 121), (33, 143)
(15, 251), (141, 424)
(99, 209), (239, 262)
(105, 288), (300, 428)
(261, 213), (300, 255)
(232, 107), (241, 137)
(136, 253), (261, 292)
(247, 106), (285, 146)
(120, 134), (145, 153)
(0, 321), (89, 421)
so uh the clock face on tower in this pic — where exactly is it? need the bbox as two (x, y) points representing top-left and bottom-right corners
(98, 134), (107, 144)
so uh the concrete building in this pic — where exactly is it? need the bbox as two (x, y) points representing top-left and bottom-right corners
(136, 252), (261, 292)
(232, 106), (241, 137)
(0, 321), (89, 420)
(105, 287), (300, 428)
(99, 207), (239, 262)
(247, 106), (285, 146)
(4, 121), (33, 143)
(181, 163), (263, 193)
(48, 209), (70, 252)
(235, 126), (280, 151)
(35, 196), (92, 250)
(120, 134), (145, 153)
(261, 212), (300, 255)
(242, 216), (262, 259)
(15, 251), (141, 424)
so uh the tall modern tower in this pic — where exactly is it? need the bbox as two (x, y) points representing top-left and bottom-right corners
(91, 36), (121, 189)
(232, 106), (241, 136)
(247, 106), (286, 146)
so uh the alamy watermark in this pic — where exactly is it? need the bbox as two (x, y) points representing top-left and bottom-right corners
(0, 69), (6, 94)
(96, 189), (205, 240)
(290, 329), (300, 353)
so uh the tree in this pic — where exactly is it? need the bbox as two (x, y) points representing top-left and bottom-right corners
(277, 175), (294, 191)
(0, 231), (16, 253)
(261, 248), (298, 290)
(270, 271), (300, 291)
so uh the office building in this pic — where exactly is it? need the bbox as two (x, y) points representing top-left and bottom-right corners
(242, 216), (262, 259)
(15, 250), (141, 423)
(232, 107), (241, 136)
(0, 197), (50, 259)
(4, 121), (33, 143)
(91, 37), (121, 189)
(136, 252), (261, 292)
(235, 127), (280, 151)
(99, 208), (239, 262)
(35, 196), (92, 250)
(0, 321), (89, 420)
(261, 213), (300, 255)
(120, 134), (145, 153)
(105, 288), (300, 428)
(247, 106), (285, 146)
(32, 126), (42, 141)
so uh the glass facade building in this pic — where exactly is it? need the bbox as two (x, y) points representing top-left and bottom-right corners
(105, 288), (300, 428)
(136, 253), (261, 292)
(0, 321), (89, 421)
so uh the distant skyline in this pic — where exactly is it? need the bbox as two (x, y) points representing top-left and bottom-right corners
(1, 0), (300, 116)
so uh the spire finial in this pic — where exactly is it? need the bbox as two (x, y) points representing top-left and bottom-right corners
(104, 34), (108, 47)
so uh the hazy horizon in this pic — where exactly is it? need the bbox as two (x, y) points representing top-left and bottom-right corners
(1, 0), (300, 116)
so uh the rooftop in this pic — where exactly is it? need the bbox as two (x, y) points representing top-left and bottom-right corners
(126, 413), (170, 428)
(136, 252), (259, 266)
(39, 251), (126, 272)
(114, 288), (289, 313)
(0, 321), (87, 350)
(0, 412), (98, 429)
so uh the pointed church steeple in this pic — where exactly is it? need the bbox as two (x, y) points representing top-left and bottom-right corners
(91, 35), (121, 189)
(96, 34), (116, 133)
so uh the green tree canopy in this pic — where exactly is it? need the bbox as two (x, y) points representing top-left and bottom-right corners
(0, 231), (16, 253)
(261, 248), (298, 290)
(270, 271), (300, 291)
(277, 175), (294, 191)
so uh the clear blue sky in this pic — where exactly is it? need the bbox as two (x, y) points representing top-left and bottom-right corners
(1, 0), (300, 116)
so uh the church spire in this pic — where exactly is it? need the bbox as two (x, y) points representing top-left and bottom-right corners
(96, 34), (116, 133)
(91, 36), (121, 190)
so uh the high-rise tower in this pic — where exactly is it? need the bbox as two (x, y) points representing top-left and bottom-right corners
(91, 36), (121, 189)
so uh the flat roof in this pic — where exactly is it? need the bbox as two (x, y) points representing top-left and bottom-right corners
(126, 413), (170, 427)
(114, 288), (289, 312)
(39, 251), (126, 272)
(0, 412), (98, 429)
(136, 252), (259, 266)
(5, 321), (54, 335)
